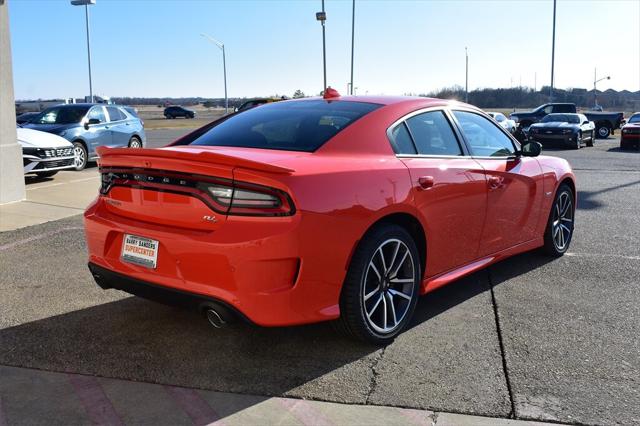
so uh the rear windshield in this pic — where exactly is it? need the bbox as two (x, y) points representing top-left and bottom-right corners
(189, 100), (381, 152)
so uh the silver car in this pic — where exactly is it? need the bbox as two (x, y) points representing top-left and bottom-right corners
(18, 128), (76, 178)
(23, 103), (146, 171)
(487, 112), (517, 134)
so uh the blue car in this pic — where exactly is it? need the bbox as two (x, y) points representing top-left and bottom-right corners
(23, 103), (146, 170)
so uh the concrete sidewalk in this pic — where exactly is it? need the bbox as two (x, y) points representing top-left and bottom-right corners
(0, 364), (554, 426)
(0, 169), (99, 232)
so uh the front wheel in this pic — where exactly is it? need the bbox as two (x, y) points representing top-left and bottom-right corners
(338, 224), (421, 344)
(543, 184), (575, 257)
(72, 142), (88, 171)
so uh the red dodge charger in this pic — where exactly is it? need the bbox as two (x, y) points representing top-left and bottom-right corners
(84, 93), (576, 344)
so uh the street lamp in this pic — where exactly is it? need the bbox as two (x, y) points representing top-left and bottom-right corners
(70, 0), (95, 103)
(200, 33), (228, 114)
(465, 47), (469, 103)
(316, 1), (327, 91)
(593, 68), (611, 109)
(549, 0), (556, 102)
(349, 0), (355, 95)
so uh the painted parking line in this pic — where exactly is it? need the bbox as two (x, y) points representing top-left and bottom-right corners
(26, 176), (100, 191)
(164, 386), (222, 426)
(68, 374), (123, 426)
(0, 226), (82, 252)
(275, 398), (334, 426)
(566, 252), (640, 261)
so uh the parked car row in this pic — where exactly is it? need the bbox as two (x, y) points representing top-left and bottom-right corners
(510, 102), (625, 139)
(19, 103), (146, 173)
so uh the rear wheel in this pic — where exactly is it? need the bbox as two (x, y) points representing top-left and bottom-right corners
(596, 125), (610, 139)
(586, 131), (594, 147)
(543, 184), (575, 257)
(72, 141), (88, 171)
(338, 224), (421, 344)
(128, 136), (142, 148)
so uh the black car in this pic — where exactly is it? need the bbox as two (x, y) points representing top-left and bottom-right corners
(164, 106), (196, 119)
(528, 113), (596, 149)
(16, 112), (40, 125)
(235, 97), (286, 113)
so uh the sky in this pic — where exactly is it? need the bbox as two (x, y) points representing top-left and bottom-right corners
(8, 0), (640, 100)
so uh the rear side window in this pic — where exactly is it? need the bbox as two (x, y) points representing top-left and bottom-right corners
(453, 110), (516, 157)
(405, 111), (462, 156)
(106, 106), (125, 121)
(189, 100), (381, 152)
(389, 123), (416, 155)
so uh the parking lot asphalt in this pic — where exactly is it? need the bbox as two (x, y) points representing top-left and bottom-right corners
(1, 131), (638, 425)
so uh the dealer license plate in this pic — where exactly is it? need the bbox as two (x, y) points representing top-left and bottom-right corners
(121, 234), (159, 269)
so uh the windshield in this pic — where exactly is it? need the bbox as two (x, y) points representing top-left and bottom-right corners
(33, 106), (90, 125)
(188, 100), (381, 152)
(628, 114), (640, 124)
(542, 114), (579, 124)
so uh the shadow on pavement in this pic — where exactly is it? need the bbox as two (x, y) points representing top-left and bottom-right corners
(577, 179), (640, 210)
(0, 246), (560, 422)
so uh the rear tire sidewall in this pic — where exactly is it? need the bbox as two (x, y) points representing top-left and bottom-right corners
(339, 224), (421, 344)
(543, 184), (575, 257)
(72, 142), (88, 171)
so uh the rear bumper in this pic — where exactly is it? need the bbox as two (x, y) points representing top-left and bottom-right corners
(84, 198), (348, 327)
(88, 262), (249, 322)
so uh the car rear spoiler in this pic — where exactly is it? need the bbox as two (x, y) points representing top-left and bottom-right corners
(96, 147), (295, 175)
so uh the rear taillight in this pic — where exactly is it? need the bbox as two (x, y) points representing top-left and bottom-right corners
(200, 181), (294, 216)
(100, 168), (295, 217)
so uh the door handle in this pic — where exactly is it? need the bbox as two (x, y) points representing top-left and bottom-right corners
(487, 175), (503, 189)
(418, 176), (434, 189)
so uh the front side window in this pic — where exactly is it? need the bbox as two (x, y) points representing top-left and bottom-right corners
(405, 111), (462, 156)
(88, 106), (106, 123)
(453, 110), (516, 157)
(188, 100), (381, 152)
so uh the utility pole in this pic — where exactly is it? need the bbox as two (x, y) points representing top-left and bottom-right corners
(550, 0), (556, 102)
(465, 47), (468, 103)
(349, 0), (355, 95)
(316, 1), (327, 91)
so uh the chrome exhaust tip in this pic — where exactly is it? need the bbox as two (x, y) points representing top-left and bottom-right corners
(205, 308), (226, 328)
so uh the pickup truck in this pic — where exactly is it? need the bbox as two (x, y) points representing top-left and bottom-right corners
(510, 103), (625, 139)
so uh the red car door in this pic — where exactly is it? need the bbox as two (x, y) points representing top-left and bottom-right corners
(451, 110), (544, 256)
(389, 109), (488, 277)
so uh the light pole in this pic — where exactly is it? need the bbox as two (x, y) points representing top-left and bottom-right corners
(200, 33), (228, 114)
(71, 0), (95, 103)
(465, 47), (468, 103)
(593, 68), (610, 109)
(349, 0), (355, 95)
(549, 0), (556, 102)
(316, 1), (327, 91)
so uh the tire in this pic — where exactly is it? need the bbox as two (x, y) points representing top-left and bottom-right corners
(165, 114), (173, 119)
(72, 141), (88, 171)
(35, 171), (58, 178)
(128, 136), (142, 148)
(337, 224), (421, 344)
(572, 133), (581, 150)
(542, 183), (575, 257)
(596, 125), (610, 139)
(586, 131), (594, 147)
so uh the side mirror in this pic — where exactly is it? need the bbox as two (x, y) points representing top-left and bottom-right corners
(84, 118), (101, 129)
(520, 141), (542, 157)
